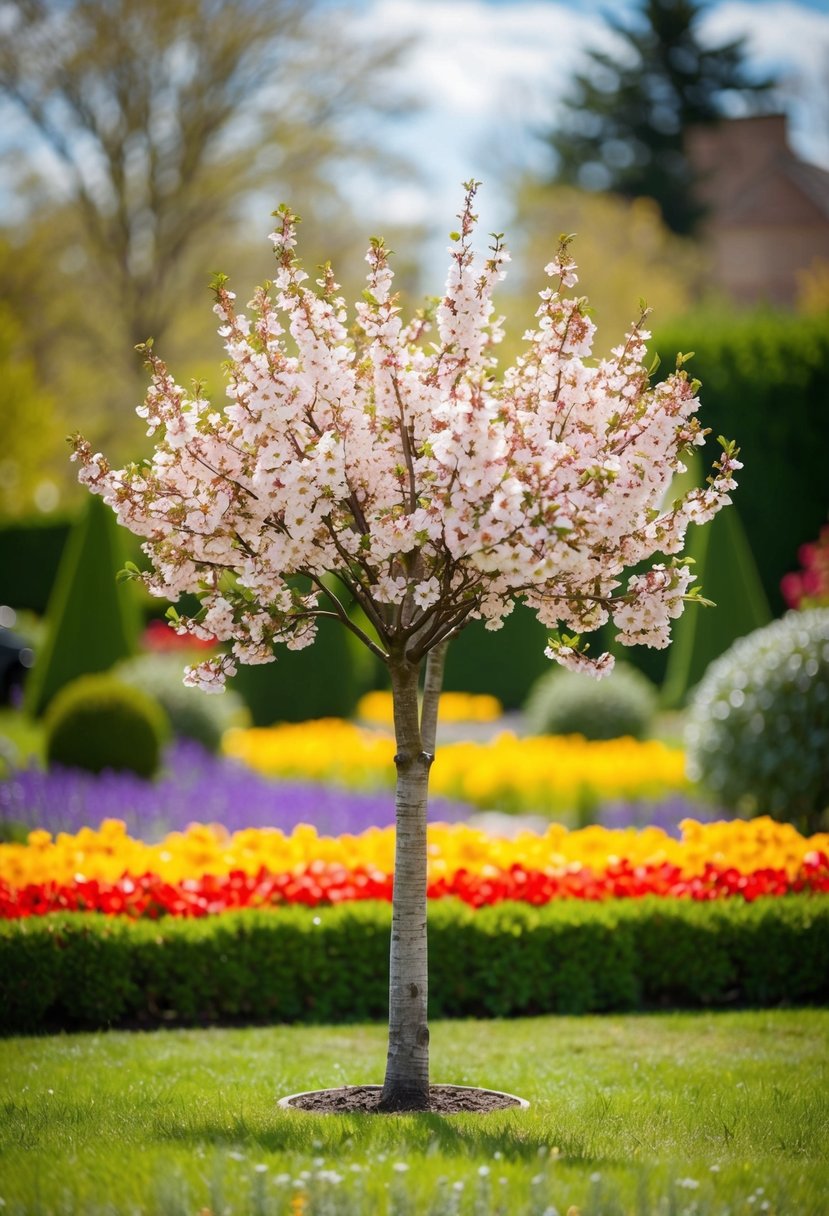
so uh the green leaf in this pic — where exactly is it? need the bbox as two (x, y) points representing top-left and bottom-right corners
(116, 560), (141, 583)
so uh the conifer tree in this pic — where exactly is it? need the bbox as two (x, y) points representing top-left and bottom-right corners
(547, 0), (775, 234)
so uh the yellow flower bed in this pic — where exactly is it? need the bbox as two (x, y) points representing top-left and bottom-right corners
(3, 816), (826, 890)
(222, 719), (689, 812)
(356, 690), (503, 725)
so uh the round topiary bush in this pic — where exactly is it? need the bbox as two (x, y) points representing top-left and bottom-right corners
(685, 609), (829, 831)
(44, 673), (169, 778)
(115, 653), (249, 752)
(523, 661), (659, 740)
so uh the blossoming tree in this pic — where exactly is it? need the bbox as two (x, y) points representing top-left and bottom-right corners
(72, 182), (740, 1111)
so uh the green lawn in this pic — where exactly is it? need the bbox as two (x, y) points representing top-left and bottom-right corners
(1, 1010), (827, 1214)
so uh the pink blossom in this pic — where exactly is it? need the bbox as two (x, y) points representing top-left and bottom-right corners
(71, 183), (739, 682)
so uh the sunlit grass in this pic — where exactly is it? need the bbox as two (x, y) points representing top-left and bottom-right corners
(1, 1010), (827, 1213)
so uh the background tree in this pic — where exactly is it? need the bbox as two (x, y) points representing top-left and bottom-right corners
(502, 178), (705, 360)
(72, 184), (740, 1110)
(0, 303), (61, 517)
(0, 0), (413, 417)
(545, 0), (775, 235)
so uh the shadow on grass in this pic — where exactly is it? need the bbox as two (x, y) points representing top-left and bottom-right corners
(151, 1107), (587, 1162)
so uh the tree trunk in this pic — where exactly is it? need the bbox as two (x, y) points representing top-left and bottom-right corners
(379, 645), (446, 1111)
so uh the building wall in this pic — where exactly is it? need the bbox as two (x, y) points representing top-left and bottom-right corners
(686, 116), (829, 308)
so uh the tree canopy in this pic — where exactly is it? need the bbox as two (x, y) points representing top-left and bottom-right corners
(546, 0), (775, 235)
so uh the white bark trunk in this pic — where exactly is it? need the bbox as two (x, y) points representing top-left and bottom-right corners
(379, 649), (445, 1111)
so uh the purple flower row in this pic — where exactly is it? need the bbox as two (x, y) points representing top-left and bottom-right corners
(0, 739), (471, 841)
(0, 738), (727, 842)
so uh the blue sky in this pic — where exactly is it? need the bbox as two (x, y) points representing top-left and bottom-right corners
(345, 0), (829, 252)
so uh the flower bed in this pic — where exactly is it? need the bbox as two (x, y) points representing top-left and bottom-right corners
(222, 720), (689, 812)
(0, 739), (472, 841)
(2, 816), (827, 918)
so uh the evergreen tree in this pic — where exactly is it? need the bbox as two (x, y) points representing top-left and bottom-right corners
(547, 0), (775, 234)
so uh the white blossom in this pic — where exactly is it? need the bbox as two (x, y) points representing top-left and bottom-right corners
(71, 183), (739, 687)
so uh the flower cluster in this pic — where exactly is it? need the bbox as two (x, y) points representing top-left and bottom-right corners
(2, 816), (827, 917)
(781, 524), (829, 609)
(222, 720), (689, 811)
(71, 184), (740, 686)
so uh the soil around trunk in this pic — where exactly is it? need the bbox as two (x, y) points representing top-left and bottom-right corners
(279, 1084), (528, 1115)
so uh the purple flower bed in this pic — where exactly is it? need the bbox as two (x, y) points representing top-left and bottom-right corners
(0, 738), (728, 842)
(592, 794), (727, 835)
(0, 739), (473, 841)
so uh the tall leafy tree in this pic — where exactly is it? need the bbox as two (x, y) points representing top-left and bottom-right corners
(0, 0), (412, 365)
(546, 0), (775, 234)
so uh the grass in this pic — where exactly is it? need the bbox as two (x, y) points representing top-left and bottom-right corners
(1, 1010), (827, 1214)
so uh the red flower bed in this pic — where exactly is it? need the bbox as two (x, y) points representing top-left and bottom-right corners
(2, 852), (828, 919)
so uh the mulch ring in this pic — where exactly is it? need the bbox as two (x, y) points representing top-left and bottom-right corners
(279, 1084), (528, 1115)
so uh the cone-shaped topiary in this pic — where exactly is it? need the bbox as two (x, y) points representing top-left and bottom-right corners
(523, 660), (659, 740)
(44, 673), (169, 778)
(25, 496), (141, 717)
(686, 609), (829, 832)
(661, 496), (771, 708)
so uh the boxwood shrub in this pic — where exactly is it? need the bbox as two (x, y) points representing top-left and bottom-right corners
(2, 897), (828, 1034)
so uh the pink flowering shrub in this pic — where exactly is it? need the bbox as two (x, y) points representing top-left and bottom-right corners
(70, 183), (740, 687)
(781, 524), (829, 610)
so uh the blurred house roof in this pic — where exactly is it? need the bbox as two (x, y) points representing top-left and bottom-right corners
(686, 114), (829, 307)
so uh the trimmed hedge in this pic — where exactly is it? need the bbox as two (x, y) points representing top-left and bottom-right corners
(2, 897), (827, 1034)
(653, 310), (829, 618)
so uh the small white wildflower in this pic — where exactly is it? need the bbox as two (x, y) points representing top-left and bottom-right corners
(275, 1173), (291, 1185)
(493, 1151), (503, 1160)
(349, 1163), (363, 1173)
(393, 1163), (410, 1173)
(313, 1157), (325, 1167)
(677, 1178), (700, 1190)
(228, 1151), (244, 1162)
(531, 1174), (544, 1185)
(453, 1181), (465, 1192)
(710, 1164), (721, 1173)
(478, 1165), (490, 1177)
(590, 1171), (602, 1183)
(312, 916), (321, 925)
(254, 1164), (268, 1174)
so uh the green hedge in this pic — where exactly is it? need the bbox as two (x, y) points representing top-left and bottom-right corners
(653, 310), (829, 618)
(2, 897), (827, 1034)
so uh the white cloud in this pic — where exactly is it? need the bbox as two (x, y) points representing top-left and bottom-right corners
(346, 0), (626, 254)
(344, 0), (829, 270)
(700, 2), (829, 164)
